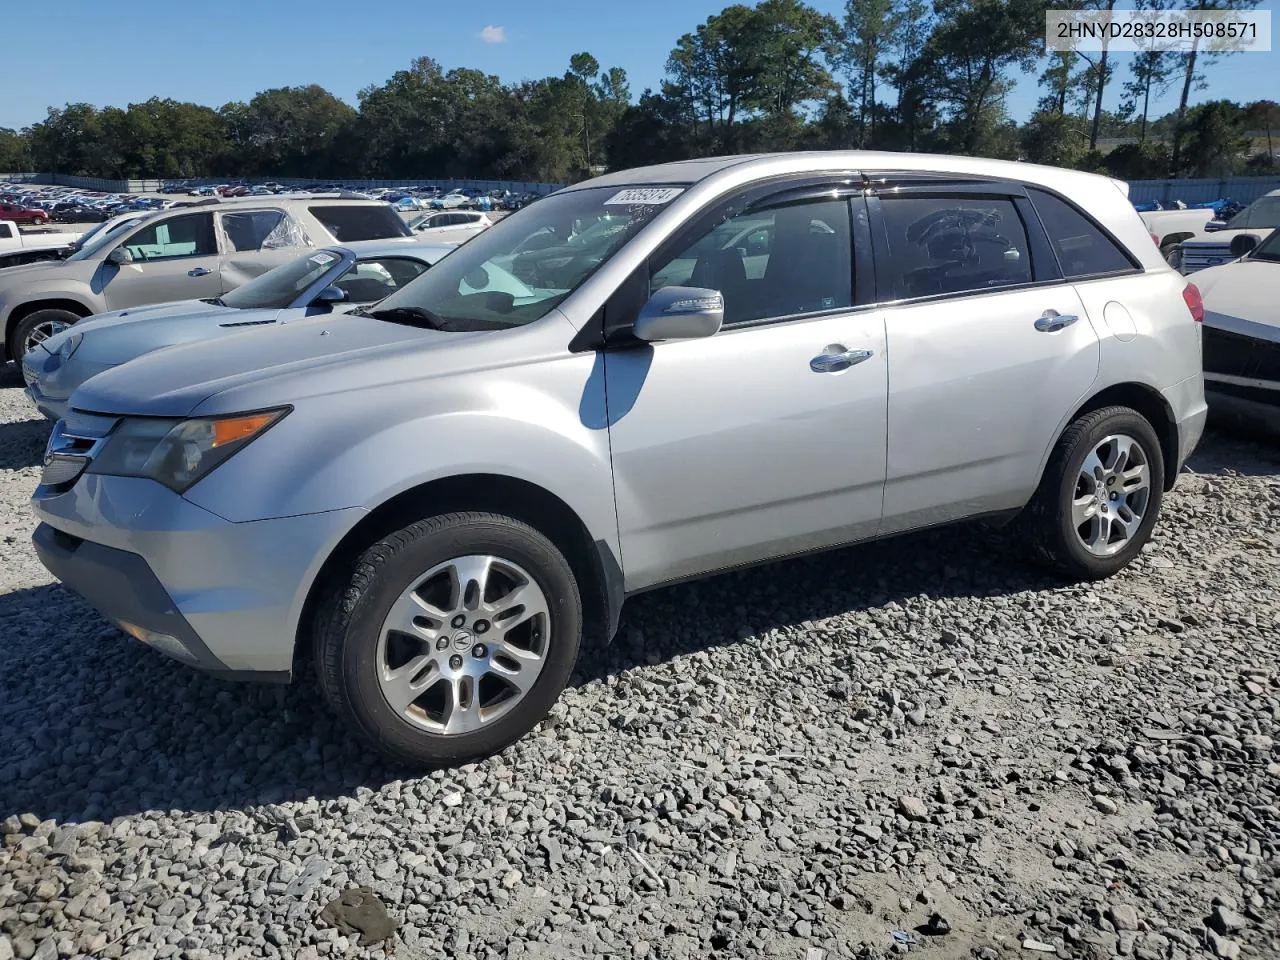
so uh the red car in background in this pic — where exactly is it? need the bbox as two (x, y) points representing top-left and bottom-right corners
(0, 201), (49, 225)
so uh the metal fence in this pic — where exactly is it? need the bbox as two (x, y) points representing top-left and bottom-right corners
(0, 172), (565, 195)
(1125, 176), (1280, 206)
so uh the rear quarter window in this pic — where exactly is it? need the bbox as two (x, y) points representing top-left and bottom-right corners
(1026, 187), (1137, 278)
(308, 205), (412, 242)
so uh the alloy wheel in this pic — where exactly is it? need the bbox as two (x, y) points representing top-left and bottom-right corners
(23, 319), (69, 354)
(1071, 433), (1152, 557)
(375, 554), (550, 735)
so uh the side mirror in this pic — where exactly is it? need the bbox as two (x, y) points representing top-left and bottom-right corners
(1230, 234), (1259, 258)
(106, 247), (133, 265)
(633, 286), (724, 342)
(312, 285), (348, 305)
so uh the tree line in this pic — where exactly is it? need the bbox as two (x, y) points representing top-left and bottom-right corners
(0, 0), (1275, 185)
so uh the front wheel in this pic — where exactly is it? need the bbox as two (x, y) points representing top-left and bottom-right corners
(316, 512), (582, 766)
(1020, 406), (1165, 580)
(10, 308), (79, 362)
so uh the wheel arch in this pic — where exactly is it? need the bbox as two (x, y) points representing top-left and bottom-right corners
(1059, 382), (1179, 491)
(293, 473), (625, 673)
(5, 297), (95, 357)
(1157, 231), (1194, 251)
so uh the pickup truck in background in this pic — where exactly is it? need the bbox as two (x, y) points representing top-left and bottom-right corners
(1139, 207), (1216, 263)
(0, 221), (83, 270)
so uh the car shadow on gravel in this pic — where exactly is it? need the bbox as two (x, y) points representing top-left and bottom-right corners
(1187, 423), (1280, 477)
(0, 415), (52, 470)
(0, 519), (1057, 824)
(0, 425), (1271, 825)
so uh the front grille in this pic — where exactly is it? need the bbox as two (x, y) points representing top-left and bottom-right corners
(38, 420), (108, 491)
(1181, 244), (1233, 273)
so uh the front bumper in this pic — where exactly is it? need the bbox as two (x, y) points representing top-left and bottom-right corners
(31, 473), (363, 677)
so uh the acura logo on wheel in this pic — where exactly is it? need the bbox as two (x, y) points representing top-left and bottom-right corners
(451, 631), (473, 652)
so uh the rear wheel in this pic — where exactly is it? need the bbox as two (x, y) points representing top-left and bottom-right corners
(1020, 406), (1165, 580)
(10, 308), (79, 362)
(316, 512), (582, 766)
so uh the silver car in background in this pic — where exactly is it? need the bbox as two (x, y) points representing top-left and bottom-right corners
(22, 238), (458, 421)
(31, 152), (1206, 766)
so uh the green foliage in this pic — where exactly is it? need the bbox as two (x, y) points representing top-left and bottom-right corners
(0, 0), (1272, 182)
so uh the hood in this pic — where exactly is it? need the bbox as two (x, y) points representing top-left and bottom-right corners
(0, 257), (95, 287)
(54, 303), (280, 365)
(1196, 258), (1280, 337)
(69, 312), (490, 418)
(51, 299), (220, 339)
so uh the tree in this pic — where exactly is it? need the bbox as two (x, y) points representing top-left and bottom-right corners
(1121, 0), (1178, 144)
(1021, 110), (1090, 166)
(221, 85), (355, 177)
(1170, 0), (1262, 172)
(0, 128), (31, 172)
(842, 0), (897, 145)
(1177, 99), (1249, 176)
(918, 0), (1043, 154)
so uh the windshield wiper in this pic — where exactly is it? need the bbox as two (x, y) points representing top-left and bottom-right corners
(360, 305), (452, 329)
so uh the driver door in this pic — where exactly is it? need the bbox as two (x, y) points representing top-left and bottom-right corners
(101, 212), (222, 310)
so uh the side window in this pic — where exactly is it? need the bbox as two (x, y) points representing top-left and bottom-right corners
(0, 223), (11, 239)
(220, 210), (289, 252)
(650, 197), (853, 326)
(1026, 187), (1135, 278)
(333, 257), (429, 303)
(308, 204), (412, 242)
(122, 213), (216, 261)
(879, 196), (1032, 299)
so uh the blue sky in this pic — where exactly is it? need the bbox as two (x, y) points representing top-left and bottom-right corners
(1, 0), (1271, 131)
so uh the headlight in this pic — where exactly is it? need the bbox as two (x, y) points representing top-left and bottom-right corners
(57, 332), (83, 361)
(88, 408), (288, 492)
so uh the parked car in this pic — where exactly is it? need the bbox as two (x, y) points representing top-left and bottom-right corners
(1191, 227), (1280, 435)
(1166, 190), (1280, 273)
(409, 211), (492, 242)
(30, 152), (1205, 766)
(431, 192), (471, 210)
(0, 196), (411, 362)
(24, 238), (457, 420)
(0, 221), (82, 269)
(0, 201), (49, 225)
(1139, 206), (1215, 262)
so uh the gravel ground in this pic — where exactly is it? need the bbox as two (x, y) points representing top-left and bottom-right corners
(0, 369), (1277, 960)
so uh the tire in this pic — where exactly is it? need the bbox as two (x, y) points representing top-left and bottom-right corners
(31, 215), (47, 226)
(316, 511), (582, 766)
(1020, 405), (1165, 580)
(1162, 243), (1182, 270)
(9, 308), (79, 362)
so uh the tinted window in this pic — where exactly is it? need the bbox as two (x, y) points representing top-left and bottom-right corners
(651, 197), (853, 326)
(309, 204), (412, 242)
(1224, 195), (1280, 230)
(122, 213), (216, 261)
(879, 196), (1031, 299)
(1027, 187), (1133, 277)
(333, 256), (430, 303)
(221, 210), (286, 251)
(0, 224), (11, 239)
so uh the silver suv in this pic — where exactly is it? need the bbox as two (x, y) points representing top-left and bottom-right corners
(0, 195), (411, 362)
(31, 153), (1207, 766)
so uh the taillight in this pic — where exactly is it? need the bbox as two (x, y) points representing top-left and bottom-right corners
(1150, 231), (1160, 247)
(1182, 282), (1204, 323)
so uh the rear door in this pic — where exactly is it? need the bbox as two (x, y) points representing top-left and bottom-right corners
(870, 182), (1099, 534)
(101, 212), (222, 310)
(218, 208), (308, 290)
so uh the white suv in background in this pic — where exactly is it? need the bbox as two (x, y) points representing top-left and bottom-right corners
(411, 211), (492, 243)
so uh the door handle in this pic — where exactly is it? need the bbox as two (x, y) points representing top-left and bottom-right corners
(188, 267), (211, 278)
(1034, 309), (1079, 333)
(810, 346), (874, 373)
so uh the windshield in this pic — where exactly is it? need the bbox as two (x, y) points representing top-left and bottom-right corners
(370, 185), (684, 330)
(66, 215), (148, 261)
(1249, 229), (1280, 263)
(1225, 196), (1280, 231)
(220, 249), (343, 309)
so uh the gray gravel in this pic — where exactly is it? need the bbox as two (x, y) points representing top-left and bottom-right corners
(1, 368), (1277, 959)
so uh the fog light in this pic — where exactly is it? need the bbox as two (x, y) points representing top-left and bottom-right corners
(117, 620), (198, 665)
